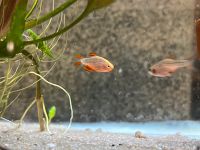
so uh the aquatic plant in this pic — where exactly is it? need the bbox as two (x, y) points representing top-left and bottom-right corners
(48, 106), (56, 124)
(0, 0), (115, 131)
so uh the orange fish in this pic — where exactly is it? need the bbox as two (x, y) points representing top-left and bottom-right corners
(148, 58), (192, 77)
(75, 52), (114, 72)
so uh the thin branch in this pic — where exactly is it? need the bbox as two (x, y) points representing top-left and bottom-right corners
(25, 0), (38, 19)
(28, 71), (73, 131)
(25, 0), (77, 29)
(18, 99), (36, 127)
(24, 7), (89, 45)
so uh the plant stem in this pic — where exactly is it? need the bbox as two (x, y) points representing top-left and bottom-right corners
(25, 0), (77, 29)
(25, 0), (38, 19)
(35, 77), (45, 131)
(22, 50), (45, 131)
(24, 7), (89, 45)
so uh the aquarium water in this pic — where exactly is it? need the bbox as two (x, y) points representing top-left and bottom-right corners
(69, 121), (200, 139)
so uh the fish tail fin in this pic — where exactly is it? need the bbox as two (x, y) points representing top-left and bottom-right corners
(182, 60), (193, 68)
(75, 54), (84, 59)
(175, 60), (193, 71)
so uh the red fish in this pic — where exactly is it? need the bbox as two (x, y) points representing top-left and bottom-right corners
(149, 58), (192, 77)
(75, 52), (114, 72)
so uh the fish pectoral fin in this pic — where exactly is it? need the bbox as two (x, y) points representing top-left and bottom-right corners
(88, 52), (97, 57)
(166, 73), (172, 77)
(83, 66), (94, 72)
(74, 62), (81, 67)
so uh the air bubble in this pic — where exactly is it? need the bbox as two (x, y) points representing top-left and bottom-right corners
(7, 41), (14, 53)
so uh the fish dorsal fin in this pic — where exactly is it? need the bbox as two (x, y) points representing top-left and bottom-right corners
(88, 52), (97, 57)
(165, 52), (177, 60)
(75, 54), (84, 59)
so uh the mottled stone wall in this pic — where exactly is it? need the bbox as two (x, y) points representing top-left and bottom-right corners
(5, 0), (195, 122)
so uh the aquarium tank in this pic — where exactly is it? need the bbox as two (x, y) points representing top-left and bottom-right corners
(0, 0), (200, 150)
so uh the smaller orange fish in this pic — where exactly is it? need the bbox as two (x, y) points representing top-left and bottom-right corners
(75, 52), (114, 72)
(149, 58), (192, 77)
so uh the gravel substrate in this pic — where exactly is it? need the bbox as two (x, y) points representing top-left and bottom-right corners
(0, 122), (200, 150)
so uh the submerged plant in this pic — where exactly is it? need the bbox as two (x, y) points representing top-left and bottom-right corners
(48, 106), (56, 124)
(0, 0), (115, 131)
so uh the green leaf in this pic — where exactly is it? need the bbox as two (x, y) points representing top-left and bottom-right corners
(0, 0), (28, 58)
(48, 106), (56, 124)
(23, 0), (116, 45)
(85, 0), (115, 14)
(25, 0), (77, 29)
(7, 0), (28, 54)
(27, 29), (53, 58)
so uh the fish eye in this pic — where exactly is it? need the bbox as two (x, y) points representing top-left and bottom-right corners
(107, 65), (110, 68)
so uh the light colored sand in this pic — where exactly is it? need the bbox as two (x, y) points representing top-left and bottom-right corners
(0, 122), (200, 150)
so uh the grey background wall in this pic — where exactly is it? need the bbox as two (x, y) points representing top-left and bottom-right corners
(5, 0), (195, 122)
